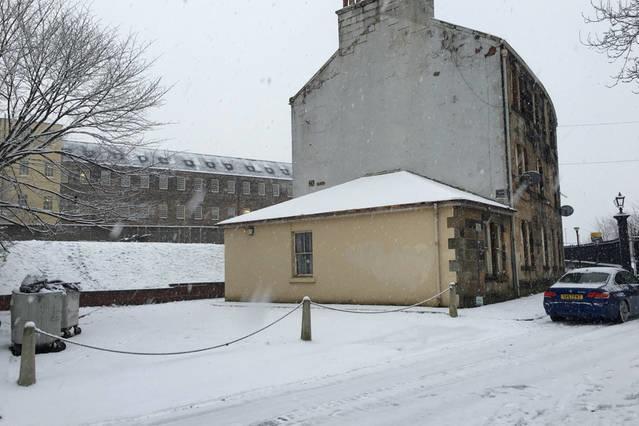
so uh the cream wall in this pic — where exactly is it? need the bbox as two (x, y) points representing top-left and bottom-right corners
(225, 206), (457, 307)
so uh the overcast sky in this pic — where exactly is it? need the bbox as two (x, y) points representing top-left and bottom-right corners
(86, 0), (638, 244)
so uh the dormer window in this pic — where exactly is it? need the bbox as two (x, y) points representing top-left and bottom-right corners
(184, 159), (195, 167)
(138, 155), (148, 163)
(280, 168), (290, 176)
(205, 161), (216, 169)
(223, 163), (233, 171)
(158, 157), (169, 165)
(245, 164), (256, 172)
(265, 167), (274, 174)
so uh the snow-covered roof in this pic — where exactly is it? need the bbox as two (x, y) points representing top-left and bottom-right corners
(62, 140), (292, 181)
(220, 171), (513, 225)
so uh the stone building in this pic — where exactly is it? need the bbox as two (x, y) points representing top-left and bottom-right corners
(289, 0), (563, 305)
(3, 139), (292, 244)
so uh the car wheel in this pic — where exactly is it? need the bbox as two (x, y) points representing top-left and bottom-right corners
(550, 315), (563, 322)
(617, 301), (630, 323)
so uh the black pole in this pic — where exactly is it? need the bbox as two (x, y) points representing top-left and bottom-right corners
(615, 213), (632, 272)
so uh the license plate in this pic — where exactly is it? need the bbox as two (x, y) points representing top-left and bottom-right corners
(561, 294), (583, 301)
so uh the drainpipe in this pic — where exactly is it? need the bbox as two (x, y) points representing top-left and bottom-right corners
(500, 45), (520, 298)
(434, 203), (443, 305)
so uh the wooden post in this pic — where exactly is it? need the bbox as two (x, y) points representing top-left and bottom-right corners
(449, 283), (458, 318)
(301, 297), (312, 341)
(18, 322), (36, 386)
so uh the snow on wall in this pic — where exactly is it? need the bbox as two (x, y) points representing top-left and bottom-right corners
(0, 241), (224, 294)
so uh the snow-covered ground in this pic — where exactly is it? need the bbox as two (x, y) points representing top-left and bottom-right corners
(2, 295), (639, 425)
(0, 241), (224, 293)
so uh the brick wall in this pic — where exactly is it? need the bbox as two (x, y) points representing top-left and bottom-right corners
(0, 283), (224, 311)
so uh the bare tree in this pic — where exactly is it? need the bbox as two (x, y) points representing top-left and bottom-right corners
(585, 1), (639, 87)
(0, 0), (166, 236)
(594, 205), (639, 241)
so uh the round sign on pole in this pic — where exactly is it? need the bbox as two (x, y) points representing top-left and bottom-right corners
(561, 205), (574, 217)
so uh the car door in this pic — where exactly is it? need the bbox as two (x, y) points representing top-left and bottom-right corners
(621, 272), (639, 315)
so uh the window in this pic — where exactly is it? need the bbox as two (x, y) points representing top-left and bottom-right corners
(194, 178), (203, 191)
(210, 179), (219, 193)
(288, 183), (293, 197)
(159, 175), (169, 190)
(294, 232), (313, 276)
(176, 204), (185, 220)
(273, 183), (280, 197)
(139, 175), (150, 189)
(242, 181), (250, 195)
(183, 159), (195, 167)
(100, 170), (111, 186)
(241, 208), (251, 215)
(227, 180), (236, 194)
(158, 203), (168, 219)
(205, 161), (216, 169)
(118, 206), (129, 218)
(44, 163), (54, 178)
(61, 172), (69, 184)
(158, 157), (169, 165)
(281, 168), (290, 176)
(521, 221), (530, 268)
(211, 207), (220, 221)
(19, 160), (29, 176)
(265, 166), (274, 175)
(537, 160), (545, 196)
(138, 155), (148, 163)
(80, 170), (90, 184)
(193, 206), (203, 220)
(121, 175), (131, 188)
(486, 222), (503, 276)
(560, 272), (609, 284)
(223, 163), (233, 171)
(43, 197), (53, 211)
(258, 182), (266, 196)
(245, 164), (256, 172)
(227, 206), (236, 217)
(177, 176), (186, 191)
(541, 227), (549, 267)
(18, 194), (28, 207)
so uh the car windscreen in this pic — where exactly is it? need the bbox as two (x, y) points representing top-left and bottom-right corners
(559, 272), (610, 284)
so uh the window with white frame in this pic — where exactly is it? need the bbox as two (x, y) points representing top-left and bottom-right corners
(159, 175), (169, 190)
(242, 181), (251, 195)
(258, 182), (266, 196)
(43, 197), (53, 211)
(211, 207), (220, 221)
(273, 183), (280, 197)
(139, 175), (150, 189)
(194, 178), (203, 191)
(18, 194), (28, 207)
(19, 160), (29, 176)
(121, 175), (131, 188)
(100, 170), (111, 186)
(176, 204), (186, 220)
(177, 176), (186, 191)
(158, 203), (168, 219)
(210, 179), (219, 193)
(194, 205), (203, 220)
(227, 206), (236, 217)
(44, 163), (54, 178)
(294, 232), (313, 276)
(80, 170), (90, 184)
(227, 180), (236, 194)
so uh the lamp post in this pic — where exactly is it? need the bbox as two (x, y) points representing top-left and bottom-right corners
(574, 227), (581, 268)
(614, 192), (633, 272)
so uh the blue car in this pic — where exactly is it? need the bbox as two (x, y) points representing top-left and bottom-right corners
(543, 267), (639, 323)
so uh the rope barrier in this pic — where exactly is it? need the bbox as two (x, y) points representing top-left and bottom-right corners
(34, 302), (303, 356)
(310, 287), (451, 315)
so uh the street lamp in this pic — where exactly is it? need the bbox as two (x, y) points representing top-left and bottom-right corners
(574, 227), (581, 268)
(574, 227), (580, 247)
(614, 192), (626, 215)
(614, 192), (633, 272)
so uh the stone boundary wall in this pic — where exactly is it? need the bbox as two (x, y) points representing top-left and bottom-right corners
(0, 283), (225, 311)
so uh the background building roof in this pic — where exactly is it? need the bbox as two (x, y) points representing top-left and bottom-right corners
(62, 140), (292, 180)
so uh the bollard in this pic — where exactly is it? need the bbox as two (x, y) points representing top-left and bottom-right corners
(18, 322), (36, 386)
(301, 297), (312, 341)
(449, 283), (458, 318)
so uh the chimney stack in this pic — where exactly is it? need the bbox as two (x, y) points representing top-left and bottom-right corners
(337, 0), (435, 51)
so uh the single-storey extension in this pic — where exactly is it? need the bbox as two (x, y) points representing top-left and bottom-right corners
(220, 171), (516, 307)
